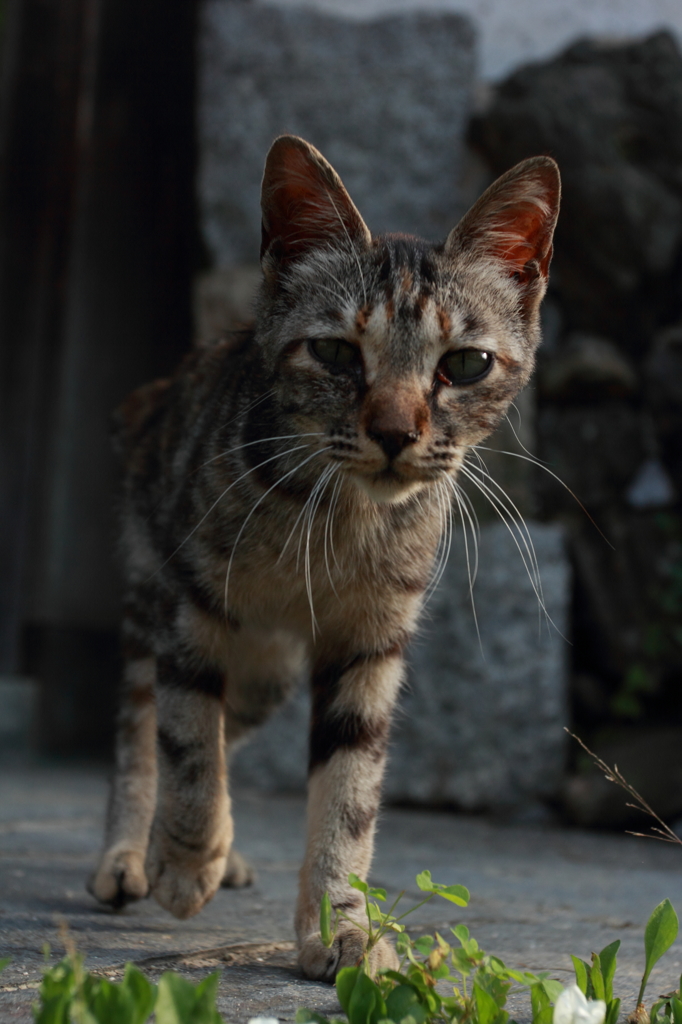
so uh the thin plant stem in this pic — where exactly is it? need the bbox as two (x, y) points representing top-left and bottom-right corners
(566, 729), (682, 846)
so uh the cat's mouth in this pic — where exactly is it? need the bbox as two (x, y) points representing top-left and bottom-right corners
(350, 465), (433, 504)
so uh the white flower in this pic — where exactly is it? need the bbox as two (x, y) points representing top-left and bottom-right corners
(554, 985), (606, 1024)
(247, 1018), (279, 1024)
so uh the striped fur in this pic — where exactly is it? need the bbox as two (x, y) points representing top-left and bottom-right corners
(88, 136), (560, 980)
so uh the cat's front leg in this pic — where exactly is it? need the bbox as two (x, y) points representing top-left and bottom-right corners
(296, 647), (404, 980)
(145, 654), (233, 919)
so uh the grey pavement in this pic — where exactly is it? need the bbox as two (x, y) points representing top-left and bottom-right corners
(2, 767), (682, 1023)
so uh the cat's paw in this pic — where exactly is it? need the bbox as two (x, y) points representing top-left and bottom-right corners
(145, 832), (227, 919)
(220, 847), (255, 888)
(87, 846), (149, 908)
(298, 922), (399, 981)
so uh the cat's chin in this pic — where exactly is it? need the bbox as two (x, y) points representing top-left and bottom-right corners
(351, 470), (428, 505)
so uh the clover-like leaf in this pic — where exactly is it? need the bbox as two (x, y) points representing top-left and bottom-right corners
(416, 872), (434, 893)
(436, 885), (469, 907)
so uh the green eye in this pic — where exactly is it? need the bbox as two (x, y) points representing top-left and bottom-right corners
(309, 338), (359, 368)
(438, 349), (493, 386)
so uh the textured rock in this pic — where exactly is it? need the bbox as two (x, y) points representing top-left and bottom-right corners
(232, 521), (570, 810)
(198, 2), (476, 265)
(471, 30), (682, 357)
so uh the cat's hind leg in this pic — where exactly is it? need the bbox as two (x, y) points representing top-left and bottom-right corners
(219, 627), (307, 889)
(88, 645), (157, 908)
(144, 650), (232, 919)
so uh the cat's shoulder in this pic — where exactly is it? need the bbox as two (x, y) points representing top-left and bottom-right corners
(112, 330), (254, 461)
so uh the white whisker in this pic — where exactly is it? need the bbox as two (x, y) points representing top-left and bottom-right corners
(146, 441), (315, 581)
(199, 432), (325, 473)
(327, 471), (344, 572)
(473, 443), (614, 549)
(458, 462), (566, 639)
(449, 478), (483, 655)
(223, 445), (333, 615)
(303, 463), (337, 634)
(322, 466), (342, 597)
(464, 455), (544, 602)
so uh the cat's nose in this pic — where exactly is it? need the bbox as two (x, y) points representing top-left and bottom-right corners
(367, 421), (421, 460)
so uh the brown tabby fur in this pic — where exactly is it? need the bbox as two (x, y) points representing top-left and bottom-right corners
(88, 136), (560, 980)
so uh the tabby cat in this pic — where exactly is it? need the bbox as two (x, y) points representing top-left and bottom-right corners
(88, 135), (560, 980)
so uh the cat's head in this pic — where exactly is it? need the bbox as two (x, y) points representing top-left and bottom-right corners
(253, 135), (560, 504)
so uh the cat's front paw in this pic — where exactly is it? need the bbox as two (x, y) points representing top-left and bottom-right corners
(220, 847), (255, 888)
(145, 830), (227, 919)
(87, 845), (149, 908)
(298, 922), (399, 981)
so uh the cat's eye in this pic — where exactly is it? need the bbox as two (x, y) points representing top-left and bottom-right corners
(309, 337), (359, 368)
(437, 348), (493, 386)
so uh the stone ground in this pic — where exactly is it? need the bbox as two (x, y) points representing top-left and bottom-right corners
(2, 766), (682, 1022)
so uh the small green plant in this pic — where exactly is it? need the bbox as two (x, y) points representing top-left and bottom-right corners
(302, 876), (682, 1024)
(26, 938), (224, 1024)
(301, 872), (564, 1024)
(9, 868), (681, 1024)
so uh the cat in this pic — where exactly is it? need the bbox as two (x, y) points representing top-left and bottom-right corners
(87, 134), (560, 980)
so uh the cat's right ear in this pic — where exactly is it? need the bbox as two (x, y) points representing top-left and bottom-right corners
(445, 156), (561, 297)
(260, 135), (371, 273)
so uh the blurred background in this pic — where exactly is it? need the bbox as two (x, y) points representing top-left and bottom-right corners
(2, 0), (682, 831)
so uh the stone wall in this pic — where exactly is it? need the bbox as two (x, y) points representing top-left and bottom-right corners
(199, 1), (476, 265)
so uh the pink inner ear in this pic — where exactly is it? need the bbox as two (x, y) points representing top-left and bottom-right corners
(261, 140), (369, 264)
(487, 201), (553, 277)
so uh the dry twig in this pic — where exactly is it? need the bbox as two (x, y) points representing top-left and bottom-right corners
(565, 728), (682, 846)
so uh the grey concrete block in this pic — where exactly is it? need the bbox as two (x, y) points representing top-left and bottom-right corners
(232, 521), (570, 810)
(199, 1), (476, 265)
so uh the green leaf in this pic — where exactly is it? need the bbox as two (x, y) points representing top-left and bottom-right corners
(368, 904), (384, 923)
(651, 1001), (667, 1024)
(121, 964), (157, 1024)
(155, 970), (223, 1024)
(348, 970), (386, 1024)
(598, 941), (620, 1003)
(34, 960), (78, 1024)
(639, 900), (679, 1005)
(590, 953), (605, 1001)
(530, 983), (553, 1024)
(435, 885), (470, 907)
(337, 966), (361, 1015)
(413, 936), (434, 956)
(453, 925), (470, 945)
(474, 980), (502, 1024)
(540, 980), (564, 1003)
(296, 1010), (333, 1024)
(0, 958), (9, 972)
(349, 874), (369, 894)
(415, 872), (434, 893)
(368, 888), (387, 902)
(385, 984), (426, 1024)
(321, 892), (333, 948)
(571, 957), (588, 996)
(88, 978), (138, 1024)
(672, 997), (682, 1024)
(606, 998), (621, 1024)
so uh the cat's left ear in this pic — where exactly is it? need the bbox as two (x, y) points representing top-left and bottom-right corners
(445, 156), (560, 293)
(260, 135), (371, 270)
